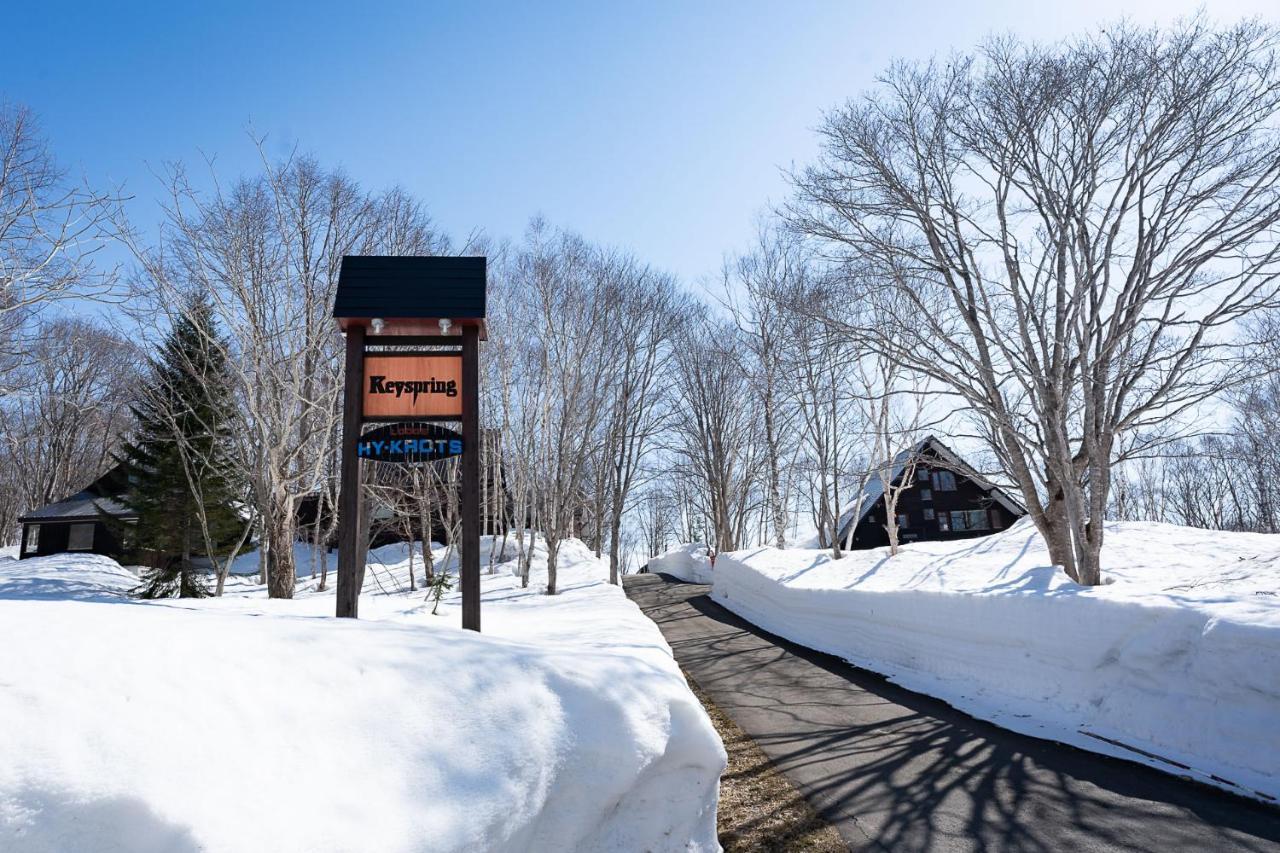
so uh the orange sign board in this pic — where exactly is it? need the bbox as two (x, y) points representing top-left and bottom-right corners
(363, 355), (463, 419)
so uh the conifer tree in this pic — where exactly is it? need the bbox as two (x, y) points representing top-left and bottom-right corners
(119, 292), (241, 598)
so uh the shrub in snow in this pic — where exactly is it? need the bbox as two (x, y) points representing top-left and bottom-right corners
(428, 567), (454, 614)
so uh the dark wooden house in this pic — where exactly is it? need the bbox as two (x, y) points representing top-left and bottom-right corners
(17, 466), (137, 560)
(836, 436), (1025, 550)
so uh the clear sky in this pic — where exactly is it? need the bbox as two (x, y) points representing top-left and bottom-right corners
(3, 1), (1275, 287)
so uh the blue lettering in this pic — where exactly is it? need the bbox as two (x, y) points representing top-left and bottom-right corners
(449, 439), (463, 455)
(390, 440), (403, 454)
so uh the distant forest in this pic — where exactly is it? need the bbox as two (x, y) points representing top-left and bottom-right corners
(3, 18), (1280, 592)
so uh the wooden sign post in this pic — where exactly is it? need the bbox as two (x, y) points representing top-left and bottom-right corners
(332, 256), (486, 630)
(460, 324), (480, 632)
(336, 323), (366, 620)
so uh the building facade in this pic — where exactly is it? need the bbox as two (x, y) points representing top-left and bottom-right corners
(17, 467), (136, 560)
(836, 437), (1026, 550)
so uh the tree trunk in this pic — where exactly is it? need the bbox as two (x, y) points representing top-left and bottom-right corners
(180, 519), (194, 598)
(1035, 486), (1081, 583)
(265, 508), (296, 599)
(256, 517), (267, 586)
(406, 526), (417, 593)
(608, 513), (623, 585)
(546, 535), (560, 595)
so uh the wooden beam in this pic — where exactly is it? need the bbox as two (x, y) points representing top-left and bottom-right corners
(461, 324), (481, 632)
(363, 336), (466, 349)
(337, 325), (366, 618)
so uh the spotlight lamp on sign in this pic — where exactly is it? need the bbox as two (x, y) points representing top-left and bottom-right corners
(332, 256), (487, 629)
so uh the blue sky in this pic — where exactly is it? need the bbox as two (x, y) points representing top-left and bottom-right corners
(3, 1), (1275, 287)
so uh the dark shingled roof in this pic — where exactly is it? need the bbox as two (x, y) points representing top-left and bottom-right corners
(333, 256), (486, 319)
(834, 436), (1027, 544)
(19, 491), (136, 523)
(18, 464), (136, 524)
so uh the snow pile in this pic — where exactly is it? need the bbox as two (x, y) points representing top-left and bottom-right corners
(0, 552), (139, 601)
(0, 537), (724, 852)
(647, 543), (714, 584)
(711, 520), (1280, 802)
(228, 534), (607, 591)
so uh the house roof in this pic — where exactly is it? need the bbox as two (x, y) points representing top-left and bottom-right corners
(19, 491), (137, 524)
(19, 463), (138, 524)
(835, 436), (1027, 542)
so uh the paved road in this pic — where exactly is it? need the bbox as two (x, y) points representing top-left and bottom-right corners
(624, 572), (1280, 853)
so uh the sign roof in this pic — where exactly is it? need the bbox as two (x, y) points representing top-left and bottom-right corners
(334, 256), (486, 320)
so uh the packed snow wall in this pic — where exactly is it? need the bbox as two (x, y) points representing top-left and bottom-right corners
(710, 522), (1280, 802)
(0, 547), (726, 853)
(647, 543), (714, 584)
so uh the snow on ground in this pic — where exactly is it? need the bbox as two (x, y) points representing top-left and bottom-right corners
(710, 519), (1280, 802)
(648, 543), (714, 584)
(0, 536), (724, 853)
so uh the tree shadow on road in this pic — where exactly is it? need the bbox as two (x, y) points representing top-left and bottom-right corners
(637, 578), (1280, 853)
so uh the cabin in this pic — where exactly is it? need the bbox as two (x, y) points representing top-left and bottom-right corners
(17, 466), (137, 560)
(836, 436), (1025, 549)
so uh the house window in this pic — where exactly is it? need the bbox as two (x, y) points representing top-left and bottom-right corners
(990, 508), (1003, 529)
(938, 514), (950, 532)
(949, 510), (990, 532)
(931, 471), (957, 491)
(917, 468), (929, 482)
(67, 523), (95, 551)
(24, 525), (39, 554)
(920, 488), (932, 502)
(923, 508), (935, 521)
(896, 514), (909, 529)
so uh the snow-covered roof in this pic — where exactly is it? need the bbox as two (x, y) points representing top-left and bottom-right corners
(19, 491), (136, 523)
(835, 436), (1026, 542)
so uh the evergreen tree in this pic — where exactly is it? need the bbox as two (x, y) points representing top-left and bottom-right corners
(118, 292), (242, 598)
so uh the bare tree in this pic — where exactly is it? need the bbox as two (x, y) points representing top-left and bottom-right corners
(857, 351), (931, 557)
(723, 223), (805, 549)
(0, 101), (116, 387)
(669, 314), (762, 553)
(511, 222), (614, 595)
(119, 147), (448, 597)
(790, 19), (1280, 584)
(635, 486), (676, 559)
(597, 257), (684, 583)
(484, 243), (544, 586)
(785, 285), (864, 556)
(0, 319), (136, 542)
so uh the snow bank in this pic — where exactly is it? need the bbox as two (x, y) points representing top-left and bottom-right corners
(0, 537), (724, 852)
(647, 543), (714, 584)
(711, 520), (1280, 802)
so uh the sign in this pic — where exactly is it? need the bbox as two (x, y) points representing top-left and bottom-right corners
(363, 354), (463, 420)
(334, 255), (486, 628)
(356, 422), (463, 463)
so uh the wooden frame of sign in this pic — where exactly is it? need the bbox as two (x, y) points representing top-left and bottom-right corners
(335, 326), (481, 630)
(333, 256), (485, 630)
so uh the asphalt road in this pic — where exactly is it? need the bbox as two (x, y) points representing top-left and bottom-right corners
(623, 572), (1280, 853)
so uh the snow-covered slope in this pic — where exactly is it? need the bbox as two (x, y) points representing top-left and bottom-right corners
(0, 537), (725, 853)
(711, 520), (1280, 802)
(648, 542), (714, 584)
